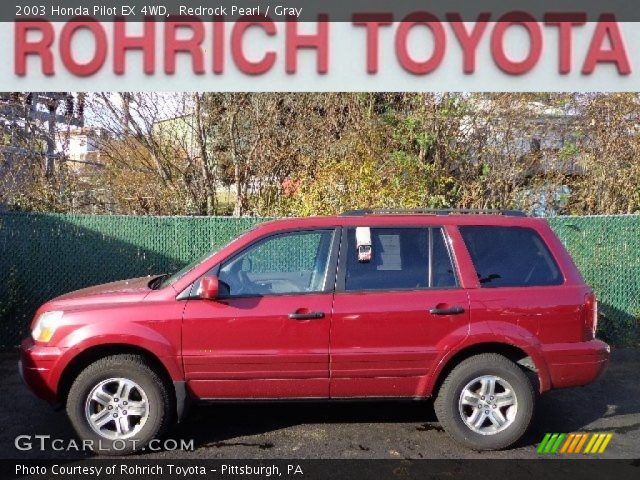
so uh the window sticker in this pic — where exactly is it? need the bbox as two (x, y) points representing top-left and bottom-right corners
(377, 234), (402, 271)
(355, 226), (372, 262)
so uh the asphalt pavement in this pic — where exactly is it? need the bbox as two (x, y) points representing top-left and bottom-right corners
(1, 349), (638, 460)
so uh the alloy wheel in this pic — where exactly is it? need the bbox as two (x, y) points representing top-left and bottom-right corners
(458, 375), (518, 435)
(84, 377), (150, 440)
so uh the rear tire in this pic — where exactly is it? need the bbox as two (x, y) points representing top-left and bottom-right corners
(66, 354), (173, 455)
(434, 353), (535, 450)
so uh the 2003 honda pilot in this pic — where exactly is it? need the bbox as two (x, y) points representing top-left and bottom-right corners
(20, 209), (610, 454)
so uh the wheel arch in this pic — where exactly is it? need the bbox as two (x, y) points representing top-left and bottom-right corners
(56, 343), (185, 418)
(431, 342), (545, 396)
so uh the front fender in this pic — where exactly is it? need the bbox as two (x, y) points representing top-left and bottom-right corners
(50, 321), (184, 395)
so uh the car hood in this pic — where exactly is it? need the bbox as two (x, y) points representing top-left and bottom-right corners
(46, 276), (154, 309)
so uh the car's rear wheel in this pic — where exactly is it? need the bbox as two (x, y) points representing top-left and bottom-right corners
(66, 354), (173, 455)
(434, 353), (535, 450)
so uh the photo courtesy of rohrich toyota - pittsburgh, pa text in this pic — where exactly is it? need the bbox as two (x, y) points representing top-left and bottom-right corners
(0, 1), (639, 479)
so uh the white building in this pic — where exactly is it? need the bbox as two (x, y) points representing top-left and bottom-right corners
(56, 126), (103, 168)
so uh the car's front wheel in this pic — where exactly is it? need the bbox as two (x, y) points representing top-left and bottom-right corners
(434, 353), (535, 450)
(66, 354), (173, 455)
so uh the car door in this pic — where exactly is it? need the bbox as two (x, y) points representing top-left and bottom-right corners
(182, 228), (339, 399)
(330, 226), (470, 398)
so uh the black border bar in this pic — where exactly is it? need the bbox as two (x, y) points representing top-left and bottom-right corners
(3, 459), (640, 480)
(7, 1), (640, 22)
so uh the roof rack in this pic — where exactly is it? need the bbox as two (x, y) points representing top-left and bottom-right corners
(340, 208), (527, 217)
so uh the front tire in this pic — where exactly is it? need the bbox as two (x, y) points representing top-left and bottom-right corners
(66, 354), (173, 455)
(434, 353), (535, 450)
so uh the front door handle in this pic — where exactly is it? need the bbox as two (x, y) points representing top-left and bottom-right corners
(289, 311), (325, 320)
(429, 305), (465, 315)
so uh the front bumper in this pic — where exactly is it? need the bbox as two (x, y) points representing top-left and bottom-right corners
(19, 337), (63, 404)
(542, 339), (610, 389)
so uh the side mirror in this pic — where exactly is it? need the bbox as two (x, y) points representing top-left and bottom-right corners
(199, 276), (219, 300)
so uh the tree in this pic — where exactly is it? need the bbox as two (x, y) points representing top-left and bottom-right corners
(0, 92), (84, 211)
(6, 92), (640, 216)
(566, 93), (640, 214)
(90, 92), (221, 215)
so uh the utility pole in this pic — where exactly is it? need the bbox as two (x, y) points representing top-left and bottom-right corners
(0, 92), (85, 207)
(0, 92), (84, 172)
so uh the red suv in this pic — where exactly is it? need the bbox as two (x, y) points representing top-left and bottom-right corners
(20, 209), (609, 453)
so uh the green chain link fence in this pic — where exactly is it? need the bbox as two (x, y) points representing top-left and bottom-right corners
(0, 212), (638, 347)
(548, 216), (640, 346)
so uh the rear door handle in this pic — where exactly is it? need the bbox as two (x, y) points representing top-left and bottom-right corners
(429, 306), (465, 315)
(289, 311), (325, 320)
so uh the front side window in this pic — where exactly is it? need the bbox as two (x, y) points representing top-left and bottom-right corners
(344, 227), (457, 291)
(218, 229), (335, 297)
(459, 226), (562, 288)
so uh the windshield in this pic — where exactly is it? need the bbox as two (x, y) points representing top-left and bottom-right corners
(156, 225), (261, 289)
(158, 251), (217, 289)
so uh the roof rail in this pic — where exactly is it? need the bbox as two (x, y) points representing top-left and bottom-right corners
(340, 208), (527, 217)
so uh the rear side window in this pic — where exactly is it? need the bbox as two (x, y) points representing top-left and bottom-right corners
(459, 226), (562, 288)
(344, 227), (457, 291)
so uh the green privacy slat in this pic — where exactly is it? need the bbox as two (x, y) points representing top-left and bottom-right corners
(0, 213), (638, 347)
(547, 215), (640, 346)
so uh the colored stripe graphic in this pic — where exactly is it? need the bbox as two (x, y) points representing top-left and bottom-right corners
(590, 434), (606, 453)
(585, 433), (613, 454)
(537, 433), (566, 454)
(537, 433), (613, 454)
(574, 433), (589, 453)
(537, 433), (552, 454)
(584, 433), (599, 453)
(550, 433), (566, 453)
(597, 434), (613, 453)
(560, 433), (575, 453)
(568, 433), (583, 453)
(544, 433), (559, 453)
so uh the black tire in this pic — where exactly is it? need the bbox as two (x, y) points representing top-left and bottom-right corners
(66, 354), (173, 455)
(434, 353), (535, 451)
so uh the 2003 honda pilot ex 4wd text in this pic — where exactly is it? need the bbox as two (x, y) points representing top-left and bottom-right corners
(20, 209), (610, 454)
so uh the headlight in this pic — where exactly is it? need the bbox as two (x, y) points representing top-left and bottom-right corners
(31, 311), (64, 343)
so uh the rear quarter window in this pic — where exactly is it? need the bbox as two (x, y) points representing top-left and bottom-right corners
(459, 226), (563, 288)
